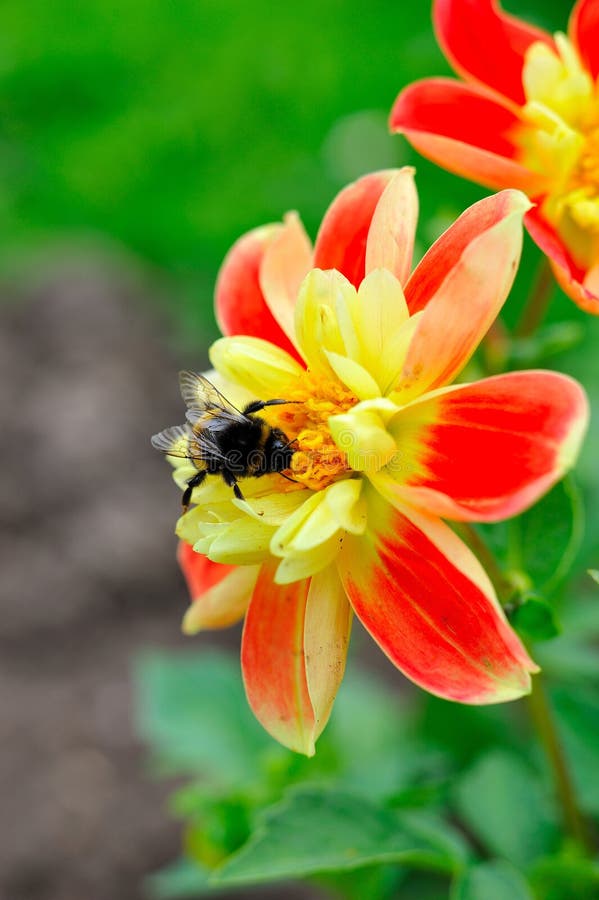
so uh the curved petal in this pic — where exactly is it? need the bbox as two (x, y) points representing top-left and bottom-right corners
(384, 371), (589, 522)
(215, 224), (302, 359)
(570, 0), (599, 80)
(313, 170), (398, 287)
(177, 541), (258, 632)
(337, 489), (537, 704)
(395, 191), (530, 402)
(209, 335), (304, 397)
(525, 208), (599, 314)
(434, 0), (554, 104)
(259, 212), (313, 349)
(241, 562), (351, 755)
(365, 167), (419, 286)
(390, 79), (546, 194)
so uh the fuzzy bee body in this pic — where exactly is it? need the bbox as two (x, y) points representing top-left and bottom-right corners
(151, 372), (295, 509)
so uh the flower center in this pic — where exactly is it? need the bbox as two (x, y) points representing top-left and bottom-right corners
(519, 35), (599, 256)
(265, 370), (358, 491)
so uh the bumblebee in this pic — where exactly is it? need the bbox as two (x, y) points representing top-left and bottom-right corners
(151, 371), (296, 510)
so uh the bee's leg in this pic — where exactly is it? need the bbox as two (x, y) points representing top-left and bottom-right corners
(242, 398), (298, 415)
(223, 469), (245, 502)
(279, 471), (299, 485)
(182, 470), (206, 512)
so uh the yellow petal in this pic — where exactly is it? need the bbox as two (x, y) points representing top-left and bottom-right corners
(324, 350), (382, 400)
(294, 269), (355, 373)
(209, 335), (303, 397)
(329, 398), (399, 473)
(324, 478), (367, 534)
(304, 565), (352, 737)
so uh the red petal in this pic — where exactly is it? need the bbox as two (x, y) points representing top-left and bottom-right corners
(177, 542), (255, 631)
(571, 0), (599, 80)
(215, 225), (301, 357)
(434, 0), (554, 104)
(241, 563), (316, 755)
(390, 79), (545, 194)
(313, 170), (397, 288)
(396, 372), (589, 521)
(525, 208), (599, 314)
(337, 494), (537, 703)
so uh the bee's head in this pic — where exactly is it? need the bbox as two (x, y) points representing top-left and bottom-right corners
(266, 427), (295, 472)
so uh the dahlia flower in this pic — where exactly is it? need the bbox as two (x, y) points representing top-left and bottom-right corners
(160, 169), (587, 754)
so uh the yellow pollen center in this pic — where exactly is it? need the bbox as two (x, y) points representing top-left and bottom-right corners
(265, 371), (358, 491)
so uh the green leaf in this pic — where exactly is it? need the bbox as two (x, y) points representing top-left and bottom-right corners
(480, 477), (584, 596)
(451, 861), (533, 900)
(146, 858), (215, 899)
(511, 594), (561, 641)
(529, 852), (599, 900)
(134, 651), (270, 783)
(213, 786), (467, 886)
(452, 751), (559, 867)
(588, 569), (599, 586)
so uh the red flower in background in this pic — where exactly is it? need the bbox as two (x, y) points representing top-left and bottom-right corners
(391, 0), (599, 313)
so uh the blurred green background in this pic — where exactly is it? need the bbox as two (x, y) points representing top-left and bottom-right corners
(0, 0), (572, 342)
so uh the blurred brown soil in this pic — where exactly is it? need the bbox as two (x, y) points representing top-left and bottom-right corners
(0, 250), (317, 900)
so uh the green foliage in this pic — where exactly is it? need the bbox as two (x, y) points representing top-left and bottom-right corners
(481, 477), (584, 603)
(511, 594), (561, 642)
(452, 751), (559, 867)
(136, 649), (599, 899)
(213, 786), (466, 886)
(451, 862), (534, 900)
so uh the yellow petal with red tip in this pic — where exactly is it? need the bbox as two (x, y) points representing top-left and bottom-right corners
(336, 487), (538, 704)
(178, 541), (259, 634)
(241, 563), (351, 755)
(395, 190), (530, 403)
(260, 211), (313, 348)
(365, 168), (419, 285)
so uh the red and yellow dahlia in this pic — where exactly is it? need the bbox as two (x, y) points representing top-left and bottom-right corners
(391, 0), (599, 313)
(165, 170), (587, 755)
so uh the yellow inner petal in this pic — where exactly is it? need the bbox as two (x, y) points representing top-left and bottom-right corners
(518, 34), (599, 267)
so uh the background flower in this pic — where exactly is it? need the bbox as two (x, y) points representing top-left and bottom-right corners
(390, 0), (599, 313)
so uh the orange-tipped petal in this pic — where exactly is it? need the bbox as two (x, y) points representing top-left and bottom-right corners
(241, 563), (351, 755)
(215, 224), (302, 359)
(396, 191), (530, 400)
(390, 79), (546, 194)
(434, 0), (554, 104)
(337, 491), (537, 704)
(259, 212), (313, 350)
(313, 170), (398, 288)
(571, 0), (599, 80)
(525, 208), (599, 314)
(177, 541), (257, 632)
(365, 167), (419, 286)
(386, 372), (589, 522)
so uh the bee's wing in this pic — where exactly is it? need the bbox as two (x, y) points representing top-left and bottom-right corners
(150, 424), (206, 460)
(179, 371), (244, 426)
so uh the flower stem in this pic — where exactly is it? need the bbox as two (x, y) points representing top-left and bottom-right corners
(515, 258), (554, 338)
(525, 675), (592, 852)
(455, 521), (592, 851)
